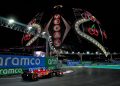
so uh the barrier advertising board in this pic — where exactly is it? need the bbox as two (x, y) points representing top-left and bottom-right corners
(67, 60), (80, 66)
(0, 68), (23, 75)
(0, 54), (45, 68)
(45, 57), (58, 69)
(0, 55), (59, 75)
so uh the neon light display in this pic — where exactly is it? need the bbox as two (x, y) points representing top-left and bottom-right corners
(87, 24), (107, 39)
(21, 13), (42, 46)
(21, 34), (32, 45)
(53, 14), (61, 47)
(44, 12), (71, 50)
(53, 32), (61, 39)
(54, 39), (61, 47)
(88, 24), (99, 36)
(102, 30), (107, 39)
(0, 6), (109, 57)
(74, 18), (109, 57)
(73, 8), (107, 45)
(22, 34), (31, 41)
(81, 11), (100, 24)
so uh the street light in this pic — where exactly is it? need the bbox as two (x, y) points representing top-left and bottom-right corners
(66, 51), (69, 54)
(72, 51), (74, 54)
(8, 19), (15, 24)
(86, 51), (90, 55)
(42, 32), (46, 36)
(95, 51), (99, 55)
(27, 26), (32, 30)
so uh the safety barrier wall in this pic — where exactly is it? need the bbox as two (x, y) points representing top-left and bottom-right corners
(46, 57), (58, 69)
(0, 55), (58, 75)
(0, 54), (45, 68)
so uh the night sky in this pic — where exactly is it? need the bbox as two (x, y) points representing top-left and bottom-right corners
(0, 0), (120, 53)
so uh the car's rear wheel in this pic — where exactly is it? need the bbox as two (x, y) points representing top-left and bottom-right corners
(31, 73), (38, 81)
(48, 73), (53, 78)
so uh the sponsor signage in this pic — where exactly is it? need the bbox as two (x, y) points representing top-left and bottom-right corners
(0, 55), (59, 75)
(67, 60), (80, 66)
(0, 68), (23, 75)
(46, 57), (58, 69)
(28, 67), (47, 71)
(0, 54), (45, 68)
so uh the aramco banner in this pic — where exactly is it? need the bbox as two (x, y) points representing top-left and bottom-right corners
(0, 54), (45, 68)
(0, 68), (23, 75)
(0, 54), (59, 75)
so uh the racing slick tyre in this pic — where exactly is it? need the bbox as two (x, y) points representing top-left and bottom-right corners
(21, 73), (29, 81)
(48, 73), (53, 78)
(22, 76), (27, 81)
(31, 73), (38, 81)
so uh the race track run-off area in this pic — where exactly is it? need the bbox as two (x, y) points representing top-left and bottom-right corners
(0, 67), (120, 86)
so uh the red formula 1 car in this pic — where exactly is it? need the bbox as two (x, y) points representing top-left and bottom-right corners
(21, 68), (53, 81)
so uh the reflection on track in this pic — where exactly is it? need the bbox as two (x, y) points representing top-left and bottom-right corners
(63, 70), (74, 74)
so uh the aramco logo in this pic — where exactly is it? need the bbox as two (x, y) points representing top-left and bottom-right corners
(0, 56), (41, 67)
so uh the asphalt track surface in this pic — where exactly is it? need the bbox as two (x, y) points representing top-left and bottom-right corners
(0, 67), (120, 86)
